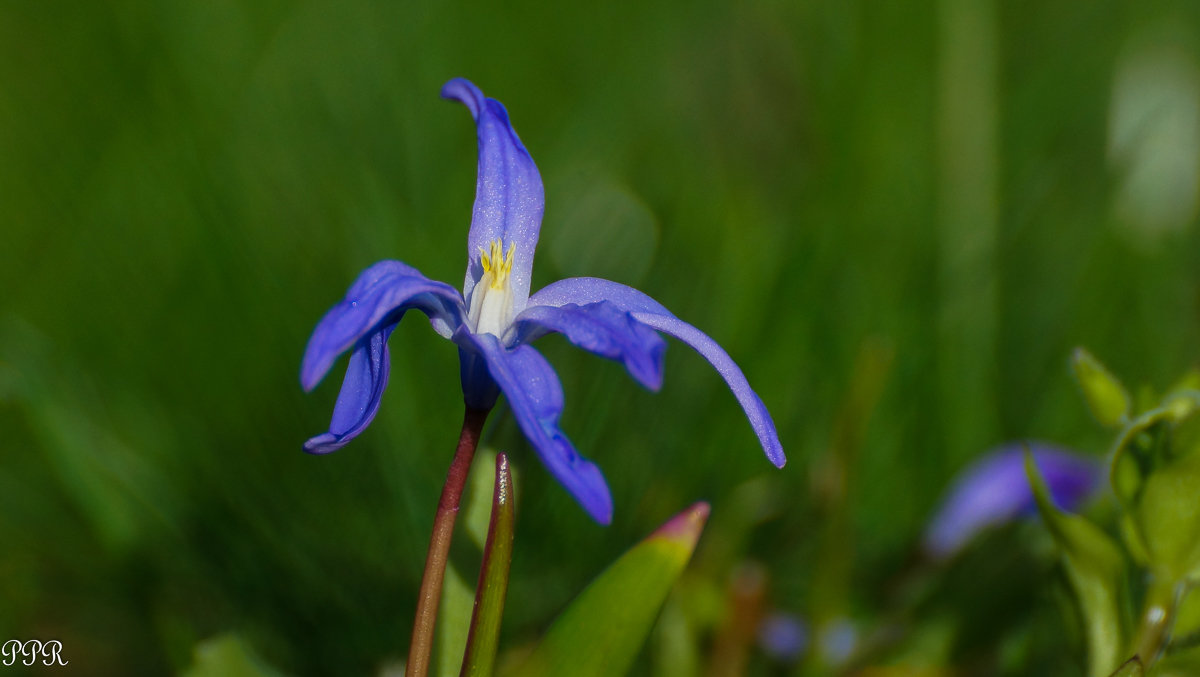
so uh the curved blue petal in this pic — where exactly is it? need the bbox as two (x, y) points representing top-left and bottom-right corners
(528, 277), (785, 468)
(441, 78), (543, 313)
(511, 301), (667, 391)
(304, 327), (393, 453)
(458, 343), (501, 411)
(456, 330), (613, 524)
(300, 260), (465, 391)
(923, 444), (1104, 559)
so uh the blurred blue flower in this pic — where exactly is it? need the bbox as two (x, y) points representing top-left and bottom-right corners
(301, 78), (785, 524)
(817, 618), (858, 665)
(923, 443), (1104, 559)
(758, 612), (809, 663)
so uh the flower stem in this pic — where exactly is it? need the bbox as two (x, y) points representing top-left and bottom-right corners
(1132, 578), (1182, 669)
(406, 406), (490, 677)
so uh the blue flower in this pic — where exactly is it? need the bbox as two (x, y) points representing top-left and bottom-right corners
(757, 613), (809, 663)
(301, 79), (785, 524)
(922, 443), (1104, 559)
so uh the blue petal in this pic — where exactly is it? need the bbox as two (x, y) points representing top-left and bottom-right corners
(441, 78), (543, 312)
(528, 277), (785, 468)
(304, 327), (393, 453)
(456, 330), (614, 524)
(300, 260), (465, 391)
(511, 301), (667, 391)
(458, 343), (501, 411)
(923, 444), (1104, 559)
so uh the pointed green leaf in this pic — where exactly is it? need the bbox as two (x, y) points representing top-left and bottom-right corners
(510, 502), (711, 677)
(1025, 451), (1127, 677)
(463, 448), (519, 550)
(1073, 347), (1132, 428)
(439, 448), (513, 677)
(460, 453), (516, 677)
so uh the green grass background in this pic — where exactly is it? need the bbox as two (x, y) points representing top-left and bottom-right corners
(2, 0), (1199, 674)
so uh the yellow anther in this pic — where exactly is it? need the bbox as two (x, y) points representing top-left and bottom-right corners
(478, 239), (516, 290)
(470, 238), (518, 337)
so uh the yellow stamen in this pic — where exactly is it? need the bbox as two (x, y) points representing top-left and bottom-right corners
(479, 239), (516, 290)
(469, 239), (517, 337)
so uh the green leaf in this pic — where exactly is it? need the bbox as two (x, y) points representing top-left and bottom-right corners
(1025, 451), (1128, 677)
(460, 453), (516, 677)
(1073, 347), (1132, 428)
(440, 447), (515, 677)
(1136, 453), (1200, 581)
(1170, 580), (1200, 638)
(651, 595), (702, 677)
(180, 634), (286, 677)
(1108, 656), (1143, 677)
(1152, 643), (1200, 676)
(1105, 393), (1200, 581)
(509, 502), (711, 677)
(1119, 513), (1150, 567)
(1106, 401), (1192, 509)
(1169, 400), (1200, 461)
(436, 563), (475, 677)
(463, 448), (519, 550)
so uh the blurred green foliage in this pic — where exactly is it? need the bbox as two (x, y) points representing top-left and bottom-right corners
(1027, 355), (1200, 676)
(2, 0), (1200, 674)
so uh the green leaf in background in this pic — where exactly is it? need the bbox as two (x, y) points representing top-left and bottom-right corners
(1166, 394), (1200, 462)
(509, 502), (711, 677)
(1107, 656), (1143, 677)
(437, 563), (475, 677)
(1169, 578), (1200, 641)
(1025, 451), (1128, 677)
(1104, 390), (1200, 582)
(460, 453), (516, 677)
(1151, 641), (1200, 677)
(1072, 347), (1131, 428)
(1135, 452), (1200, 582)
(180, 634), (285, 677)
(1107, 401), (1193, 510)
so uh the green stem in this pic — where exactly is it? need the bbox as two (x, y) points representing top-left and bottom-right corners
(406, 406), (490, 677)
(1132, 578), (1181, 669)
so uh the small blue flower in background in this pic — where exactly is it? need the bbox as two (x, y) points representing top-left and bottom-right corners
(301, 78), (785, 524)
(757, 612), (809, 663)
(816, 618), (858, 666)
(923, 443), (1104, 559)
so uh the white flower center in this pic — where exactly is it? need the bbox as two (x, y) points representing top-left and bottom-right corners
(468, 239), (516, 337)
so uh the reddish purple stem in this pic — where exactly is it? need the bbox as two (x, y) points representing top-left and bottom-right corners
(406, 406), (490, 677)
